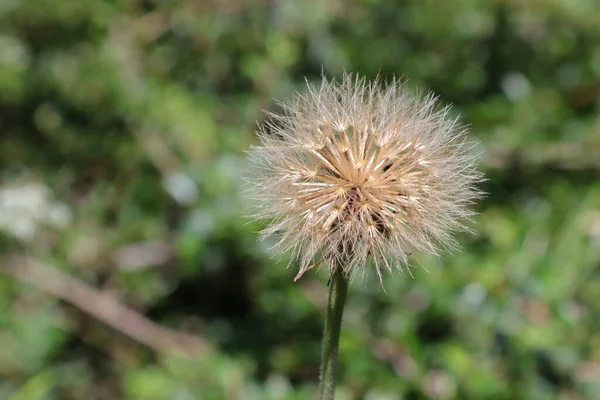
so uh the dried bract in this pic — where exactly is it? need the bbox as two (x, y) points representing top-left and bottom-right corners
(246, 74), (483, 281)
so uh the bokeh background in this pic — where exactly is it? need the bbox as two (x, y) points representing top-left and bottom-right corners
(1, 0), (600, 399)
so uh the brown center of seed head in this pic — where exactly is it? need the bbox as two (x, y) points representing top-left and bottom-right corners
(298, 124), (420, 241)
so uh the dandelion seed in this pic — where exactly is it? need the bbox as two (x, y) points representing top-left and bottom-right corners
(246, 73), (484, 282)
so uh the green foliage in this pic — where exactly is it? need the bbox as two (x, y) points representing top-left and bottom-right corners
(1, 0), (600, 398)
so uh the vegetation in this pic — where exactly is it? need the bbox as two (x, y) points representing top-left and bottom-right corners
(1, 0), (599, 399)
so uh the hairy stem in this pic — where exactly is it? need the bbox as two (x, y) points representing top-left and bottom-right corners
(318, 267), (350, 399)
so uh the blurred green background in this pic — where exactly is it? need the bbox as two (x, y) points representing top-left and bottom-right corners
(1, 0), (600, 399)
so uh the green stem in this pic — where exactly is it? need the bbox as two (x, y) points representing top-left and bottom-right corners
(318, 267), (349, 400)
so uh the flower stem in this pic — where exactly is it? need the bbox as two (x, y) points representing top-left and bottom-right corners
(318, 267), (349, 399)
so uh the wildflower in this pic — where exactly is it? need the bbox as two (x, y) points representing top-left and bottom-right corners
(246, 73), (483, 281)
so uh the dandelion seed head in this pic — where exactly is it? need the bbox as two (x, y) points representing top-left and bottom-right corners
(246, 73), (484, 282)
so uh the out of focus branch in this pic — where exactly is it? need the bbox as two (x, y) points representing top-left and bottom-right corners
(485, 139), (600, 170)
(1, 254), (207, 356)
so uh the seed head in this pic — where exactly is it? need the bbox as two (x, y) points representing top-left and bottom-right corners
(246, 73), (483, 282)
